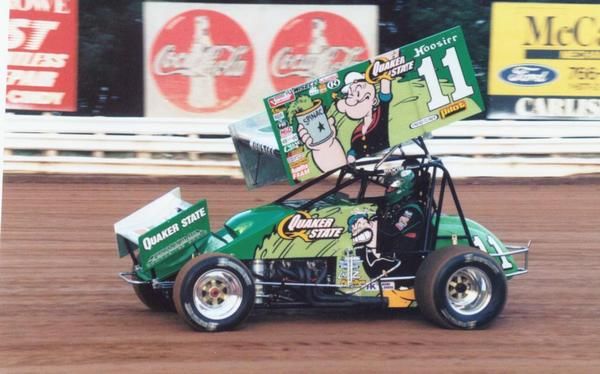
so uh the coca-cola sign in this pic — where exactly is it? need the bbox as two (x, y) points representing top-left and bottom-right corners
(149, 9), (254, 113)
(144, 3), (377, 118)
(269, 11), (369, 92)
(6, 0), (78, 112)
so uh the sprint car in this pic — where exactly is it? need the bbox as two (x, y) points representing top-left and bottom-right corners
(115, 141), (528, 331)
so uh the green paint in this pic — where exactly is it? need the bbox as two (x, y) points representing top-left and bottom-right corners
(137, 199), (210, 279)
(264, 27), (485, 185)
(436, 215), (521, 275)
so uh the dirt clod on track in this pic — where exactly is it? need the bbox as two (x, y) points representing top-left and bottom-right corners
(1, 174), (600, 373)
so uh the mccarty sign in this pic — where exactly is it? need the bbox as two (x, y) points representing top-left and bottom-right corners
(488, 2), (600, 120)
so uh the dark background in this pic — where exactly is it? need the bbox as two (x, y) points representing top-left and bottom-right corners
(8, 0), (590, 116)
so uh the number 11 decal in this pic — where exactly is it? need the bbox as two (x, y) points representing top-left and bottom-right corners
(417, 47), (474, 111)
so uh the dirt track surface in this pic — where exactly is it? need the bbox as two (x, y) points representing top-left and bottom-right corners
(1, 174), (600, 373)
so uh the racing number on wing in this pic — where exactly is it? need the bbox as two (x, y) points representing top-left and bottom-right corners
(416, 47), (474, 111)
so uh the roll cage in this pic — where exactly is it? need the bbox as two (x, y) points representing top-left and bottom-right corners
(274, 138), (475, 254)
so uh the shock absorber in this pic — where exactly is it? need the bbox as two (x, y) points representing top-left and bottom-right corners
(252, 260), (265, 304)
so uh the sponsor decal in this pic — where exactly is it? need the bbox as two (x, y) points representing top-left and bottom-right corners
(291, 163), (310, 179)
(413, 34), (459, 58)
(268, 11), (369, 91)
(280, 133), (299, 146)
(287, 147), (308, 165)
(268, 90), (295, 108)
(142, 223), (180, 250)
(290, 159), (308, 168)
(409, 114), (439, 129)
(287, 153), (306, 164)
(439, 99), (467, 119)
(146, 230), (208, 267)
(276, 119), (289, 129)
(286, 147), (306, 164)
(365, 280), (395, 292)
(318, 73), (339, 84)
(250, 140), (278, 155)
(150, 9), (254, 113)
(500, 65), (557, 86)
(142, 207), (207, 250)
(287, 146), (304, 157)
(366, 49), (415, 84)
(277, 211), (344, 241)
(338, 249), (366, 287)
(308, 84), (327, 96)
(325, 80), (339, 90)
(283, 143), (300, 153)
(279, 126), (293, 137)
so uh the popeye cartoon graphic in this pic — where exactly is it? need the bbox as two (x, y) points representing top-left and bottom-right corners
(298, 71), (392, 172)
(348, 212), (395, 278)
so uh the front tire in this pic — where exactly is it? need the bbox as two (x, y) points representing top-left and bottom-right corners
(173, 253), (255, 332)
(415, 246), (507, 329)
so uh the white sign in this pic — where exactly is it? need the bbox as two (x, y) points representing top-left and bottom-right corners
(144, 2), (378, 119)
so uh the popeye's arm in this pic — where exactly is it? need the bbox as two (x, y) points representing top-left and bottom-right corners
(381, 78), (391, 95)
(298, 117), (347, 173)
(379, 78), (393, 105)
(346, 149), (357, 163)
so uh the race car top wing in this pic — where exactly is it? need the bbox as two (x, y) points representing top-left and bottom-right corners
(262, 26), (485, 185)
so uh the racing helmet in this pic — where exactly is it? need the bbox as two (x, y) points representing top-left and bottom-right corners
(384, 169), (415, 205)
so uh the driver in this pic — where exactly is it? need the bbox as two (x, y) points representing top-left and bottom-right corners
(384, 169), (415, 207)
(381, 168), (424, 254)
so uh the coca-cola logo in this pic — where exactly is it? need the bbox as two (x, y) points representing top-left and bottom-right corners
(268, 11), (369, 91)
(150, 10), (254, 113)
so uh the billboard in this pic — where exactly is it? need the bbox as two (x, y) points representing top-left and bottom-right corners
(488, 2), (600, 120)
(144, 2), (378, 118)
(264, 27), (484, 185)
(6, 0), (78, 112)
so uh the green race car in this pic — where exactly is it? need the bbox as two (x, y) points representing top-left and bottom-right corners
(115, 143), (528, 332)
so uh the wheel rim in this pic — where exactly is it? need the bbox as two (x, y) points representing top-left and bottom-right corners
(445, 267), (492, 316)
(193, 269), (243, 320)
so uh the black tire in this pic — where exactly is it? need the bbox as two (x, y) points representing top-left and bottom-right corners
(173, 253), (255, 332)
(133, 282), (176, 312)
(415, 246), (507, 329)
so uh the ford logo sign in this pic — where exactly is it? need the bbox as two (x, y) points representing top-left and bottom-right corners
(500, 64), (557, 86)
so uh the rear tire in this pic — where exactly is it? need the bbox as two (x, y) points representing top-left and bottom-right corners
(133, 278), (175, 312)
(415, 246), (507, 329)
(173, 253), (255, 332)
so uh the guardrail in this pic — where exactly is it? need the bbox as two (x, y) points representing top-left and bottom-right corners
(3, 114), (600, 177)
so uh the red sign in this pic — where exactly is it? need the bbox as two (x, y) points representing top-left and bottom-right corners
(7, 0), (79, 112)
(268, 11), (369, 92)
(149, 9), (254, 113)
